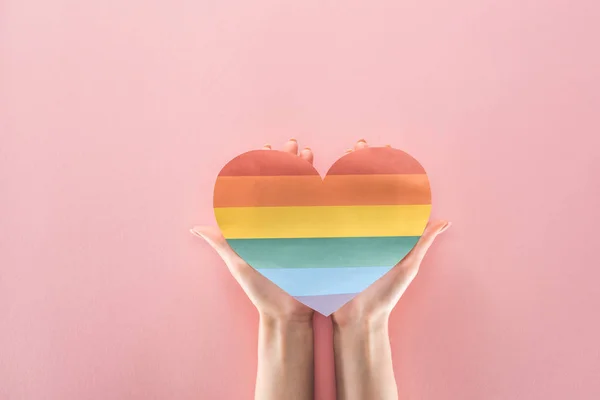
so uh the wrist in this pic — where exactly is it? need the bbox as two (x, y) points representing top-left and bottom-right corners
(333, 316), (388, 340)
(332, 306), (390, 334)
(259, 312), (313, 333)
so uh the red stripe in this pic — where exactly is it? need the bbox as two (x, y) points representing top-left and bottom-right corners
(327, 147), (426, 175)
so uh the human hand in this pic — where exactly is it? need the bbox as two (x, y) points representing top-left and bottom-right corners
(332, 139), (450, 329)
(190, 139), (315, 324)
(331, 140), (449, 400)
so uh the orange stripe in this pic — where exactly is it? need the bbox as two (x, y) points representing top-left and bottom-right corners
(219, 150), (318, 176)
(327, 147), (426, 175)
(214, 174), (431, 207)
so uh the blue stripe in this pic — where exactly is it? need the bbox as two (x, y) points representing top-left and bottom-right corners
(257, 266), (393, 296)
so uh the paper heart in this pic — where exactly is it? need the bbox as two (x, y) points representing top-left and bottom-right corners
(213, 147), (431, 315)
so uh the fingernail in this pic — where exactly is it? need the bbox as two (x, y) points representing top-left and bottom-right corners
(344, 149), (353, 153)
(439, 222), (452, 234)
(303, 147), (311, 151)
(357, 139), (366, 143)
(289, 138), (297, 142)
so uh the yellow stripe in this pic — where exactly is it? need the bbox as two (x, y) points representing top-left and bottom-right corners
(214, 205), (431, 239)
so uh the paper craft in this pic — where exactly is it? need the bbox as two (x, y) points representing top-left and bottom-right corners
(213, 147), (431, 315)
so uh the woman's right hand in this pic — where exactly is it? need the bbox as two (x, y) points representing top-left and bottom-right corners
(190, 139), (316, 324)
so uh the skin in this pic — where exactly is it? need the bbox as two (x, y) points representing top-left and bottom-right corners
(191, 139), (449, 400)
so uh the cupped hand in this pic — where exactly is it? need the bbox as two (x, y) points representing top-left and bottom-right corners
(192, 139), (449, 326)
(332, 140), (450, 328)
(191, 140), (315, 323)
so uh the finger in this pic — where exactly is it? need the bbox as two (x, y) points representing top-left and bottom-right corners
(262, 144), (272, 150)
(380, 220), (449, 300)
(299, 147), (314, 164)
(190, 226), (245, 266)
(354, 139), (368, 150)
(282, 138), (298, 155)
(190, 225), (225, 247)
(401, 220), (450, 267)
(190, 226), (276, 302)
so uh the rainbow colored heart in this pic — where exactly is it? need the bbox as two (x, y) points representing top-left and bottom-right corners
(213, 147), (431, 315)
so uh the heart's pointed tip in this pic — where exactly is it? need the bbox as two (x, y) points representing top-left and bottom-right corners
(294, 293), (357, 316)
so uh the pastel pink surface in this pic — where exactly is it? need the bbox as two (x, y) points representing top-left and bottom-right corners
(1, 1), (599, 400)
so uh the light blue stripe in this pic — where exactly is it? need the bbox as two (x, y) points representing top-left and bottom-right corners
(257, 266), (393, 296)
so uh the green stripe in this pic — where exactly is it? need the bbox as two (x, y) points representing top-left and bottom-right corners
(227, 236), (420, 269)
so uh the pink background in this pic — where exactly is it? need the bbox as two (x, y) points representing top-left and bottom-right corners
(1, 0), (599, 399)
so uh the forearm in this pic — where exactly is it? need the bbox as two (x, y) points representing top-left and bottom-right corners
(333, 318), (398, 400)
(255, 314), (314, 400)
